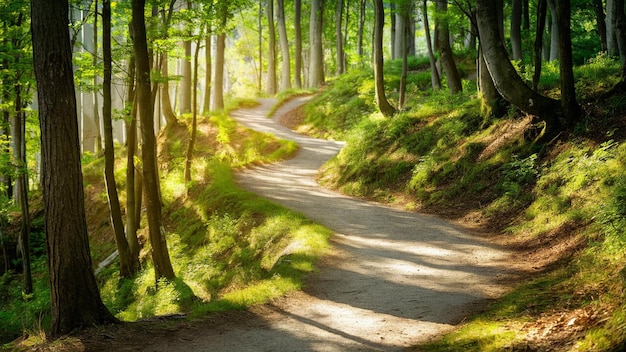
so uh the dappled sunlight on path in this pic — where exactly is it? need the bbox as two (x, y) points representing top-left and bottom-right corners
(142, 97), (512, 351)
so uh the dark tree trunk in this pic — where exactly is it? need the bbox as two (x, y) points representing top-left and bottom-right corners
(373, 0), (396, 117)
(436, 0), (463, 94)
(423, 0), (441, 90)
(593, 0), (608, 52)
(476, 0), (561, 128)
(556, 0), (580, 124)
(103, 0), (133, 278)
(15, 87), (32, 294)
(131, 0), (176, 281)
(357, 0), (365, 59)
(184, 39), (201, 184)
(309, 0), (325, 87)
(336, 0), (345, 75)
(510, 0), (523, 60)
(31, 0), (117, 335)
(614, 0), (626, 78)
(203, 36), (212, 114)
(533, 0), (547, 90)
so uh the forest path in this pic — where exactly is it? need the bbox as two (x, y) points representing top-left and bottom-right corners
(86, 98), (513, 352)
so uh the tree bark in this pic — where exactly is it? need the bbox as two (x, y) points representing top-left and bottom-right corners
(357, 0), (365, 59)
(258, 0), (263, 93)
(203, 36), (212, 115)
(593, 0), (608, 52)
(423, 0), (441, 90)
(266, 0), (277, 95)
(309, 0), (325, 87)
(510, 0), (523, 60)
(277, 0), (291, 89)
(294, 0), (303, 88)
(614, 0), (626, 77)
(31, 0), (117, 335)
(15, 86), (32, 294)
(533, 0), (547, 90)
(476, 0), (561, 127)
(131, 0), (176, 281)
(336, 0), (345, 75)
(556, 0), (580, 124)
(607, 0), (618, 56)
(92, 1), (103, 155)
(103, 0), (133, 277)
(160, 53), (178, 126)
(398, 11), (409, 109)
(213, 32), (226, 110)
(436, 0), (463, 94)
(373, 0), (396, 117)
(547, 0), (559, 61)
(184, 39), (201, 183)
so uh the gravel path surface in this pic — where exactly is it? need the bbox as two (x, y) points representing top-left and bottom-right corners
(137, 98), (513, 352)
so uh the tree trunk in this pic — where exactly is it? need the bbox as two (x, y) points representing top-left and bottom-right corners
(184, 39), (201, 184)
(390, 2), (396, 60)
(614, 0), (626, 77)
(476, 0), (561, 127)
(131, 0), (176, 282)
(266, 0), (277, 95)
(547, 0), (559, 61)
(213, 32), (226, 110)
(14, 87), (32, 294)
(423, 0), (441, 90)
(125, 58), (141, 271)
(277, 0), (291, 90)
(309, 0), (325, 87)
(533, 0), (547, 90)
(593, 0), (608, 52)
(607, 0), (618, 56)
(398, 11), (409, 109)
(203, 36), (212, 115)
(258, 0), (263, 94)
(294, 0), (303, 88)
(336, 0), (345, 75)
(357, 0), (365, 60)
(31, 0), (117, 335)
(436, 0), (463, 94)
(373, 0), (396, 117)
(510, 0), (523, 61)
(556, 0), (580, 124)
(92, 1), (103, 156)
(394, 13), (404, 60)
(160, 53), (178, 126)
(479, 46), (507, 117)
(103, 0), (133, 278)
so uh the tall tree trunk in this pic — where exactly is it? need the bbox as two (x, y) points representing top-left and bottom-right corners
(213, 32), (226, 110)
(14, 86), (32, 294)
(390, 2), (396, 60)
(131, 0), (176, 282)
(394, 13), (404, 60)
(436, 0), (463, 94)
(125, 57), (141, 271)
(92, 0), (102, 155)
(160, 53), (178, 126)
(373, 0), (396, 117)
(309, 0), (325, 87)
(476, 0), (561, 128)
(547, 0), (559, 61)
(614, 0), (626, 77)
(510, 0), (523, 60)
(258, 0), (263, 94)
(398, 11), (408, 109)
(336, 0), (345, 75)
(294, 0), (303, 88)
(423, 0), (441, 90)
(266, 0), (277, 95)
(533, 0), (547, 90)
(593, 0), (608, 52)
(31, 0), (117, 335)
(184, 39), (201, 184)
(277, 0), (291, 89)
(607, 0), (618, 56)
(556, 0), (580, 124)
(357, 0), (365, 60)
(103, 0), (133, 278)
(203, 36), (212, 115)
(180, 40), (192, 114)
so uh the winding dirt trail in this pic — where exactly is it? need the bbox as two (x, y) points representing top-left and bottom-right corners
(77, 98), (513, 352)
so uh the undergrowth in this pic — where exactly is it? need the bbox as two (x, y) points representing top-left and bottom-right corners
(301, 54), (626, 351)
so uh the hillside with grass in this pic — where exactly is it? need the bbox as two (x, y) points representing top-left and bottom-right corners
(294, 54), (626, 350)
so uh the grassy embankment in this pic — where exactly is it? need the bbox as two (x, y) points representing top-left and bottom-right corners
(297, 55), (626, 351)
(1, 98), (332, 346)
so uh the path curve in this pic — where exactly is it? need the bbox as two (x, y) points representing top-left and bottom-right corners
(150, 98), (512, 351)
